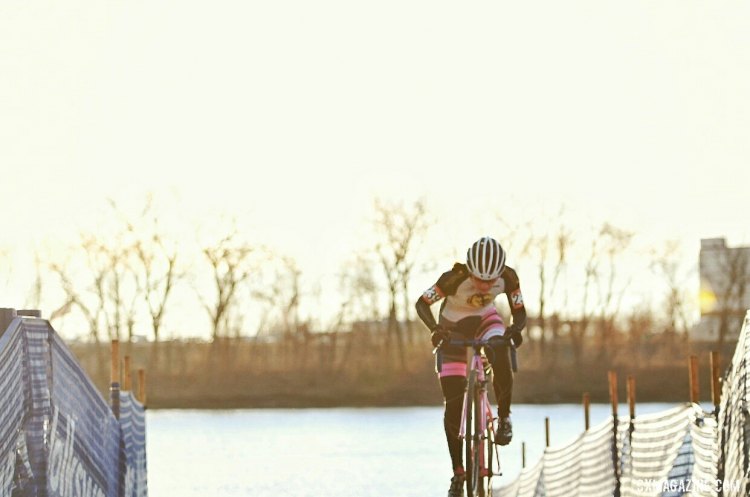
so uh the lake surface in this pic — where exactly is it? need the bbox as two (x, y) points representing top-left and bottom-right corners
(146, 403), (684, 497)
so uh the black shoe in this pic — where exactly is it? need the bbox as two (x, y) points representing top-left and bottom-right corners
(447, 474), (465, 497)
(495, 416), (512, 445)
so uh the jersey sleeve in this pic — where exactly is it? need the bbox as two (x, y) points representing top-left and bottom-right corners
(502, 266), (524, 309)
(420, 263), (468, 304)
(420, 283), (445, 305)
(415, 263), (469, 331)
(502, 266), (527, 333)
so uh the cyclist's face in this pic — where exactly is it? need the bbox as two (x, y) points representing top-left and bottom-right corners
(470, 275), (498, 292)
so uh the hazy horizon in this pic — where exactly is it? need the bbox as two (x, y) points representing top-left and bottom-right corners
(2, 0), (749, 339)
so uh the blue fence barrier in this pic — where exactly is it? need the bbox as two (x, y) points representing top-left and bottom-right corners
(0, 316), (147, 497)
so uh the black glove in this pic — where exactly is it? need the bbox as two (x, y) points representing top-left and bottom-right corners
(508, 327), (523, 348)
(430, 325), (450, 347)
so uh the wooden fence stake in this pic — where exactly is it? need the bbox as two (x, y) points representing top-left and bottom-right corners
(110, 340), (120, 418)
(138, 369), (147, 407)
(522, 442), (526, 469)
(583, 392), (591, 431)
(545, 417), (550, 448)
(608, 371), (618, 417)
(608, 370), (621, 493)
(689, 355), (699, 404)
(627, 375), (636, 419)
(111, 340), (120, 384)
(711, 351), (721, 410)
(123, 356), (132, 391)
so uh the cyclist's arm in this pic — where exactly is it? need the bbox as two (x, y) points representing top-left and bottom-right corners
(415, 285), (443, 331)
(502, 266), (527, 334)
(415, 263), (468, 331)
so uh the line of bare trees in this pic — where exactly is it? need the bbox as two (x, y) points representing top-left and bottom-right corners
(16, 195), (749, 372)
(48, 198), (182, 344)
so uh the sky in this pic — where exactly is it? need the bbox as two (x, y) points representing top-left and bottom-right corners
(1, 0), (749, 338)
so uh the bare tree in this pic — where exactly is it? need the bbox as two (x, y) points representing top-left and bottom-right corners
(121, 206), (182, 343)
(97, 200), (145, 342)
(200, 229), (254, 342)
(592, 223), (633, 362)
(98, 195), (186, 345)
(534, 222), (572, 364)
(44, 195), (181, 349)
(277, 256), (303, 338)
(339, 254), (381, 325)
(528, 213), (572, 352)
(495, 214), (536, 353)
(570, 232), (601, 366)
(651, 241), (693, 345)
(534, 233), (549, 349)
(714, 246), (750, 347)
(495, 215), (535, 269)
(25, 252), (44, 310)
(133, 236), (179, 342)
(80, 233), (140, 343)
(45, 229), (140, 381)
(625, 308), (655, 365)
(49, 259), (102, 342)
(373, 198), (428, 369)
(333, 254), (382, 372)
(252, 255), (301, 335)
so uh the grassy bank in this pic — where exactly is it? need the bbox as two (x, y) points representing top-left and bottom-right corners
(67, 333), (733, 409)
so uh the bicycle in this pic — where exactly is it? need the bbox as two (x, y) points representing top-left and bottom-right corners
(435, 333), (518, 497)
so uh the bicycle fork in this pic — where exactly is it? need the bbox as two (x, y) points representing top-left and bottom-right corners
(459, 356), (493, 438)
(458, 355), (486, 441)
(458, 355), (500, 479)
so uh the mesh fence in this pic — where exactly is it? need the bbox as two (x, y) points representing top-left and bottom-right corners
(0, 320), (30, 495)
(498, 311), (750, 497)
(717, 312), (750, 497)
(0, 317), (148, 497)
(118, 392), (147, 497)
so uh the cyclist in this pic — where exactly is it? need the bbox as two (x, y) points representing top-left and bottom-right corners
(415, 236), (527, 496)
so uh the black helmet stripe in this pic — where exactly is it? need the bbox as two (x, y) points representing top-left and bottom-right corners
(481, 238), (487, 274)
(472, 239), (480, 273)
(487, 237), (496, 275)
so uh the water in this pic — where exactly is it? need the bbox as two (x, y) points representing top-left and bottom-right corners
(147, 403), (681, 497)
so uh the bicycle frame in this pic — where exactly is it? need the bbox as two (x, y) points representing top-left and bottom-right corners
(434, 332), (516, 497)
(438, 336), (511, 497)
(463, 343), (497, 497)
(458, 351), (492, 443)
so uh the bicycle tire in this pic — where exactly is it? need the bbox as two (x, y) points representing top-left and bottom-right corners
(475, 387), (485, 497)
(483, 405), (495, 497)
(465, 369), (480, 497)
(485, 363), (496, 496)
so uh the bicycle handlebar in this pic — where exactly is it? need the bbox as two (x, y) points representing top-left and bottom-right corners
(433, 332), (518, 372)
(433, 332), (513, 352)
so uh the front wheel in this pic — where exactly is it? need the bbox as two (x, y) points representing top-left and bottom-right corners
(465, 370), (480, 497)
(476, 386), (487, 497)
(483, 416), (495, 497)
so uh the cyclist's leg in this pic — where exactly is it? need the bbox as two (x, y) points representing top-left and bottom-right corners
(476, 309), (513, 418)
(488, 343), (513, 418)
(437, 315), (470, 474)
(440, 373), (467, 473)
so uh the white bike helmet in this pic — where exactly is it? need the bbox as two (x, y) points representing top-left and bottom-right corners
(466, 236), (506, 280)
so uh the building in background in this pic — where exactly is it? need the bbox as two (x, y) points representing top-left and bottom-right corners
(692, 238), (750, 342)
